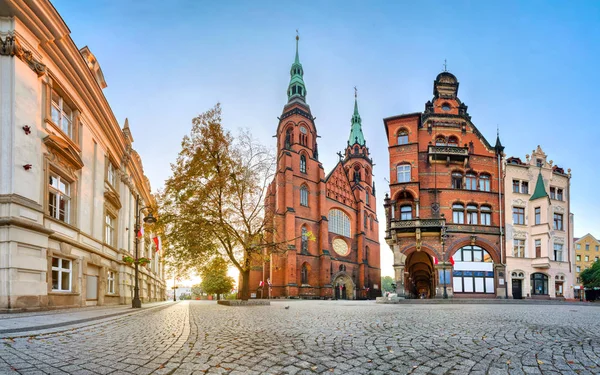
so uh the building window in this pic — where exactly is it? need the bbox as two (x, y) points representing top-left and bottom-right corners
(452, 172), (463, 189)
(366, 192), (370, 206)
(550, 187), (556, 200)
(328, 209), (351, 237)
(512, 207), (524, 225)
(467, 204), (478, 225)
(400, 205), (412, 220)
(586, 244), (590, 251)
(596, 246), (599, 251)
(364, 212), (368, 229)
(51, 90), (73, 138)
(585, 255), (589, 262)
(480, 205), (491, 226)
(300, 186), (308, 206)
(299, 126), (307, 146)
(512, 180), (520, 193)
(554, 244), (563, 262)
(105, 213), (115, 247)
(531, 273), (548, 295)
(521, 181), (529, 194)
(534, 207), (541, 225)
(49, 174), (71, 223)
(465, 173), (477, 191)
(107, 162), (116, 187)
(300, 155), (307, 174)
(557, 189), (563, 201)
(301, 227), (308, 254)
(553, 213), (563, 231)
(535, 239), (541, 258)
(595, 257), (599, 262)
(576, 244), (581, 249)
(577, 255), (581, 261)
(370, 216), (374, 230)
(301, 263), (309, 285)
(513, 239), (525, 258)
(452, 245), (494, 294)
(448, 136), (458, 147)
(396, 164), (411, 183)
(107, 270), (115, 294)
(576, 266), (581, 272)
(452, 203), (465, 224)
(479, 174), (490, 192)
(51, 257), (72, 291)
(435, 136), (446, 146)
(397, 130), (408, 145)
(536, 159), (543, 167)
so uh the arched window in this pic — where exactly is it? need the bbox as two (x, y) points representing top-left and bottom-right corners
(397, 164), (411, 183)
(397, 129), (409, 145)
(299, 126), (308, 146)
(465, 172), (477, 190)
(301, 226), (308, 254)
(531, 273), (548, 295)
(300, 185), (308, 206)
(452, 245), (495, 294)
(339, 264), (346, 272)
(480, 205), (492, 225)
(301, 263), (309, 285)
(448, 136), (458, 147)
(365, 191), (370, 206)
(300, 155), (307, 174)
(285, 128), (293, 149)
(452, 172), (463, 189)
(400, 205), (412, 220)
(479, 174), (491, 192)
(364, 211), (368, 229)
(329, 209), (351, 237)
(435, 136), (446, 146)
(452, 203), (465, 224)
(370, 216), (374, 230)
(467, 204), (478, 225)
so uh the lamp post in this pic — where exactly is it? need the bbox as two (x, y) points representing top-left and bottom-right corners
(441, 214), (449, 299)
(132, 195), (157, 308)
(172, 271), (177, 302)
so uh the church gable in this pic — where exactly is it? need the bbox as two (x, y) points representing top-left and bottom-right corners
(325, 162), (357, 209)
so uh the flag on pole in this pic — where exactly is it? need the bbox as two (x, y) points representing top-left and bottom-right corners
(153, 235), (161, 253)
(137, 223), (144, 238)
(449, 256), (455, 266)
(432, 256), (438, 265)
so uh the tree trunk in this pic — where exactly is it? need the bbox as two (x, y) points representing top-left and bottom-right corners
(241, 269), (250, 301)
(217, 294), (220, 300)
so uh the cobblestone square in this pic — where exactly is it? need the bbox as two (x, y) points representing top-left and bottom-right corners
(0, 301), (599, 374)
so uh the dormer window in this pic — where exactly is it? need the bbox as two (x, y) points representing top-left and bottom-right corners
(442, 103), (451, 111)
(536, 159), (543, 167)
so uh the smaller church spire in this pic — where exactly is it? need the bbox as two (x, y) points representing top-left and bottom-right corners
(494, 126), (504, 155)
(348, 87), (365, 146)
(287, 32), (307, 103)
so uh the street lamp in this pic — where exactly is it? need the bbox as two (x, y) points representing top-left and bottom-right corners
(441, 214), (449, 299)
(132, 195), (157, 308)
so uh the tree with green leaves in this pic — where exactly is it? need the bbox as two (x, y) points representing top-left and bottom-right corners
(199, 257), (235, 300)
(159, 104), (306, 300)
(381, 276), (395, 293)
(580, 260), (600, 289)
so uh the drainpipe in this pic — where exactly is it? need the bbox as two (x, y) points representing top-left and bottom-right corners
(498, 153), (507, 298)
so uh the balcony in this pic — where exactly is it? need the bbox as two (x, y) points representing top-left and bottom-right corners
(532, 257), (551, 269)
(428, 145), (469, 164)
(388, 218), (444, 233)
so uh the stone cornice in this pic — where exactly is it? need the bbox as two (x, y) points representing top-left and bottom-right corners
(0, 217), (54, 235)
(0, 194), (43, 212)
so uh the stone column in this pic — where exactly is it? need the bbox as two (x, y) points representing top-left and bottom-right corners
(393, 265), (405, 298)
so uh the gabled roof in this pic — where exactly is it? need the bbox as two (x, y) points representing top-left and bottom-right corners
(575, 233), (600, 244)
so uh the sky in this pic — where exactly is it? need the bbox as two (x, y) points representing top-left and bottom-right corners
(53, 0), (600, 280)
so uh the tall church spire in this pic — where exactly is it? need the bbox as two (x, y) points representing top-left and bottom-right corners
(348, 88), (365, 146)
(287, 32), (307, 103)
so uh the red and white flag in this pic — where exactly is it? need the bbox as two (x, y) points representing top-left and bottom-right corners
(432, 256), (438, 265)
(433, 256), (455, 265)
(153, 235), (161, 253)
(137, 223), (144, 239)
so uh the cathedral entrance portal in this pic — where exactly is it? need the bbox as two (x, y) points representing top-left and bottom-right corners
(405, 251), (435, 298)
(333, 273), (355, 300)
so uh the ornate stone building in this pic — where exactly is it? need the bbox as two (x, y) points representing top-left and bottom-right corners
(573, 234), (598, 299)
(248, 37), (381, 299)
(0, 0), (165, 310)
(383, 71), (505, 298)
(504, 147), (574, 299)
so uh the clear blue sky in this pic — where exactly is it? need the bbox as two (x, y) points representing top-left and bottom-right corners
(53, 0), (600, 277)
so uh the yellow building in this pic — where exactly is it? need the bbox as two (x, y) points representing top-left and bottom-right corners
(574, 234), (600, 299)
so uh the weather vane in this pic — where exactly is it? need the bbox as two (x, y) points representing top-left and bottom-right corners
(354, 86), (357, 99)
(296, 29), (299, 41)
(443, 59), (448, 72)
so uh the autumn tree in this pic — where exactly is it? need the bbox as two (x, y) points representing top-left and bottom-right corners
(199, 257), (235, 300)
(159, 103), (295, 300)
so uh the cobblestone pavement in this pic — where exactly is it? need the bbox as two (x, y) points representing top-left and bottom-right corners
(0, 301), (599, 374)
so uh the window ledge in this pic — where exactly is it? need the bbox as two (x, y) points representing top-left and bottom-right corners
(45, 215), (80, 233)
(49, 291), (79, 296)
(44, 119), (80, 152)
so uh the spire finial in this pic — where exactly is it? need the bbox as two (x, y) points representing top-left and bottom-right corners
(295, 30), (300, 62)
(443, 59), (448, 72)
(354, 86), (357, 99)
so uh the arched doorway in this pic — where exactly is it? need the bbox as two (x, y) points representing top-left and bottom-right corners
(405, 251), (435, 298)
(333, 273), (355, 300)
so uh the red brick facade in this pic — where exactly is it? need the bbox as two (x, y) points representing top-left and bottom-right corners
(247, 42), (381, 299)
(384, 72), (506, 298)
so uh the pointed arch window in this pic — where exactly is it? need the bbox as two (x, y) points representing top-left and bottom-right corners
(301, 263), (309, 285)
(300, 155), (307, 174)
(299, 126), (308, 146)
(285, 128), (293, 149)
(397, 164), (411, 183)
(301, 226), (309, 254)
(300, 185), (308, 206)
(329, 209), (351, 237)
(397, 130), (409, 145)
(452, 203), (465, 224)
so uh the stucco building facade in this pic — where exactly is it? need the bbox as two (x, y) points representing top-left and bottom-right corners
(574, 234), (599, 299)
(383, 71), (506, 298)
(248, 37), (381, 300)
(0, 0), (165, 310)
(504, 147), (574, 299)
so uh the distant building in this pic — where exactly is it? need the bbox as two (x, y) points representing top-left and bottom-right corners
(574, 234), (600, 299)
(383, 71), (505, 298)
(248, 37), (381, 300)
(504, 147), (573, 299)
(0, 0), (166, 310)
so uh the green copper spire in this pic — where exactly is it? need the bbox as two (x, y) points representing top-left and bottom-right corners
(348, 88), (365, 146)
(530, 171), (548, 201)
(287, 33), (307, 103)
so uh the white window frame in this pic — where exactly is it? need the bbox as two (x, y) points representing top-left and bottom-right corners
(479, 175), (490, 192)
(328, 209), (351, 237)
(107, 270), (115, 294)
(107, 162), (116, 187)
(300, 186), (308, 206)
(513, 239), (525, 257)
(49, 173), (71, 223)
(105, 213), (115, 246)
(467, 205), (478, 225)
(400, 205), (412, 220)
(52, 257), (72, 292)
(51, 89), (73, 138)
(396, 164), (410, 183)
(480, 206), (491, 226)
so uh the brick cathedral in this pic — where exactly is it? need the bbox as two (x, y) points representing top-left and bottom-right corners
(248, 36), (381, 299)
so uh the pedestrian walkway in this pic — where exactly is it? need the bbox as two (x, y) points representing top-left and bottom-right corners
(0, 301), (175, 336)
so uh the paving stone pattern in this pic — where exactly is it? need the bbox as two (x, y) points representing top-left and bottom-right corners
(0, 301), (599, 374)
